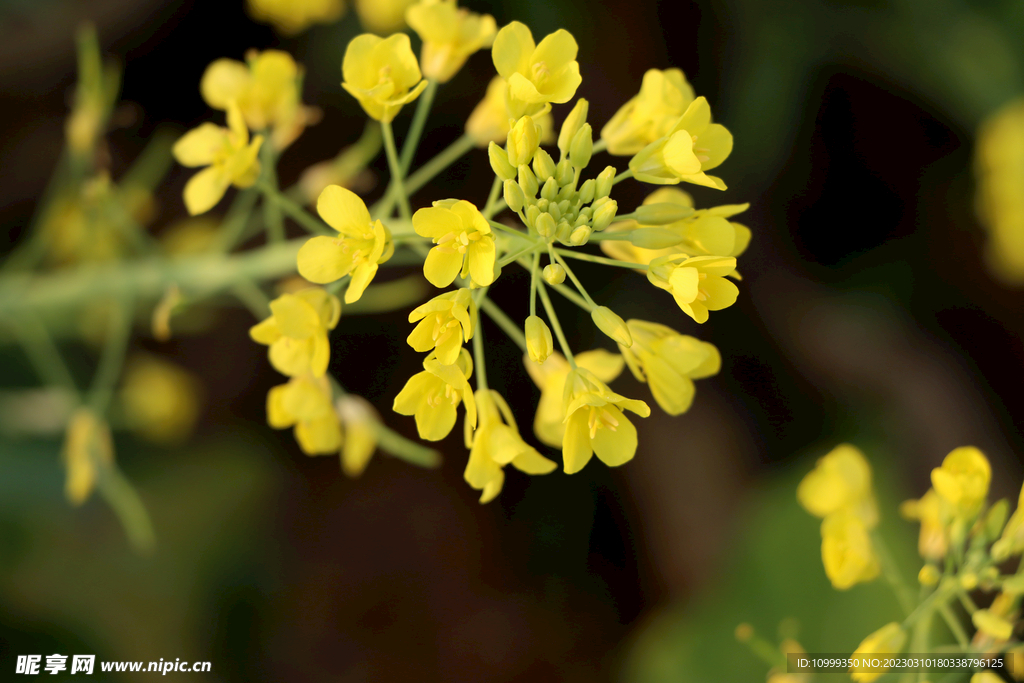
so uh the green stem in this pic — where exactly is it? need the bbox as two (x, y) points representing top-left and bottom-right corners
(216, 187), (260, 252)
(402, 134), (475, 196)
(613, 169), (634, 185)
(956, 589), (979, 615)
(381, 120), (411, 221)
(536, 280), (575, 367)
(586, 232), (634, 242)
(399, 79), (437, 175)
(262, 183), (333, 236)
(529, 251), (539, 317)
(548, 246), (597, 309)
(487, 219), (528, 238)
(232, 278), (271, 318)
(97, 464), (156, 553)
(497, 242), (542, 268)
(472, 288), (489, 391)
(937, 603), (971, 651)
(870, 530), (916, 616)
(479, 297), (528, 352)
(260, 139), (285, 243)
(9, 315), (79, 395)
(553, 248), (646, 270)
(483, 176), (503, 219)
(592, 138), (608, 154)
(87, 298), (132, 415)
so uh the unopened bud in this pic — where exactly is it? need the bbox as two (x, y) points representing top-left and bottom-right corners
(503, 179), (525, 213)
(535, 198), (550, 212)
(555, 220), (572, 242)
(573, 212), (590, 228)
(569, 123), (593, 169)
(548, 201), (562, 222)
(533, 148), (556, 182)
(635, 202), (696, 225)
(558, 98), (589, 155)
(630, 227), (684, 249)
(591, 198), (618, 231)
(555, 159), (575, 186)
(535, 212), (556, 237)
(488, 142), (516, 181)
(525, 315), (554, 363)
(540, 176), (558, 201)
(543, 263), (565, 284)
(525, 204), (541, 229)
(960, 572), (978, 590)
(506, 115), (540, 166)
(578, 178), (596, 204)
(918, 565), (940, 586)
(592, 306), (632, 347)
(569, 225), (592, 245)
(518, 164), (538, 198)
(595, 165), (616, 199)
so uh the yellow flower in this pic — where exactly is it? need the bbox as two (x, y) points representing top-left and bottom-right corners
(413, 199), (496, 287)
(647, 254), (739, 323)
(393, 348), (477, 440)
(973, 609), (1014, 641)
(200, 50), (318, 150)
(172, 102), (263, 215)
(296, 185), (394, 303)
(354, 0), (417, 34)
(341, 33), (427, 122)
(850, 622), (905, 682)
(820, 511), (880, 590)
(971, 673), (1007, 683)
(797, 443), (879, 528)
(463, 389), (556, 503)
(120, 356), (202, 444)
(247, 0), (345, 35)
(524, 349), (624, 448)
(975, 98), (1024, 285)
(525, 315), (553, 364)
(628, 97), (733, 190)
(250, 288), (341, 378)
(465, 76), (555, 147)
(406, 0), (497, 83)
(930, 446), (991, 517)
(994, 482), (1024, 560)
(899, 488), (950, 560)
(267, 375), (342, 455)
(62, 408), (114, 505)
(601, 68), (696, 156)
(336, 395), (380, 477)
(561, 367), (651, 474)
(491, 21), (581, 118)
(618, 320), (720, 415)
(406, 288), (474, 365)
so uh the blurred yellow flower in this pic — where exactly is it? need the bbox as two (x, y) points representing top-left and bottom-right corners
(561, 367), (650, 474)
(797, 443), (879, 527)
(646, 254), (739, 323)
(975, 98), (1024, 285)
(464, 389), (556, 503)
(341, 33), (427, 122)
(406, 288), (474, 365)
(930, 446), (991, 517)
(393, 348), (477, 440)
(406, 0), (496, 83)
(267, 375), (342, 455)
(973, 609), (1014, 641)
(601, 68), (696, 156)
(247, 0), (345, 35)
(629, 97), (732, 190)
(899, 488), (950, 560)
(336, 394), (380, 477)
(355, 0), (417, 34)
(172, 102), (263, 215)
(200, 50), (318, 150)
(820, 511), (880, 590)
(249, 288), (341, 378)
(62, 408), (114, 506)
(994, 481), (1024, 560)
(465, 76), (554, 147)
(120, 356), (202, 444)
(492, 21), (581, 118)
(413, 199), (496, 287)
(618, 319), (720, 416)
(850, 622), (905, 682)
(296, 185), (394, 303)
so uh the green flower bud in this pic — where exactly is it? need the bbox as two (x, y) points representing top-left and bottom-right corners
(578, 178), (596, 204)
(591, 306), (632, 347)
(555, 220), (572, 243)
(488, 142), (516, 181)
(569, 225), (592, 245)
(525, 204), (541, 229)
(591, 198), (618, 231)
(555, 159), (575, 186)
(503, 179), (526, 213)
(507, 115), (540, 166)
(635, 202), (696, 225)
(535, 212), (556, 237)
(558, 98), (589, 155)
(542, 263), (565, 284)
(548, 201), (562, 221)
(595, 165), (616, 199)
(570, 123), (593, 169)
(525, 315), (554, 363)
(535, 198), (549, 212)
(557, 199), (570, 214)
(541, 176), (558, 201)
(573, 212), (590, 228)
(918, 565), (940, 586)
(984, 499), (1010, 541)
(580, 206), (594, 220)
(518, 164), (538, 198)
(629, 227), (685, 249)
(533, 148), (556, 182)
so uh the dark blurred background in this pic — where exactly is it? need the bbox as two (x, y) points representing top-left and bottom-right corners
(2, 0), (1024, 681)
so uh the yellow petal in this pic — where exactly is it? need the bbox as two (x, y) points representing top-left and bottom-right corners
(562, 409), (593, 474)
(297, 235), (354, 284)
(270, 294), (321, 339)
(423, 247), (464, 287)
(492, 21), (534, 80)
(183, 166), (230, 215)
(200, 59), (250, 111)
(317, 184), (371, 235)
(591, 407), (638, 467)
(173, 124), (227, 167)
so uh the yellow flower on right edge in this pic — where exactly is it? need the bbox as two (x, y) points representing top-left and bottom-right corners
(975, 98), (1024, 285)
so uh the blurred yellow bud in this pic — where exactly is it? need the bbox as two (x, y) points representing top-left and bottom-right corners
(336, 395), (379, 477)
(120, 356), (202, 444)
(974, 98), (1024, 285)
(247, 0), (345, 35)
(797, 443), (878, 527)
(355, 0), (417, 34)
(341, 33), (428, 122)
(850, 622), (905, 682)
(973, 609), (1014, 641)
(525, 315), (554, 364)
(899, 488), (949, 560)
(918, 564), (940, 586)
(406, 0), (496, 83)
(930, 446), (991, 517)
(62, 408), (114, 505)
(267, 375), (342, 455)
(821, 512), (880, 590)
(542, 263), (565, 284)
(591, 306), (632, 347)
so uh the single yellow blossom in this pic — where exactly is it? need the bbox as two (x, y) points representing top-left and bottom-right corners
(341, 33), (427, 122)
(250, 288), (341, 378)
(629, 97), (733, 190)
(973, 609), (1014, 641)
(647, 253), (739, 323)
(62, 407), (114, 505)
(561, 367), (651, 474)
(336, 394), (379, 477)
(524, 349), (624, 448)
(463, 389), (556, 503)
(406, 0), (497, 83)
(172, 102), (263, 215)
(975, 99), (1024, 285)
(406, 288), (474, 365)
(525, 315), (553, 364)
(200, 50), (318, 150)
(297, 185), (394, 303)
(601, 68), (696, 156)
(492, 21), (581, 118)
(930, 446), (991, 517)
(393, 348), (477, 440)
(354, 0), (417, 34)
(797, 443), (879, 528)
(247, 0), (346, 35)
(618, 319), (720, 415)
(850, 622), (906, 682)
(465, 76), (554, 147)
(899, 488), (950, 560)
(267, 374), (342, 454)
(120, 355), (202, 444)
(413, 199), (496, 287)
(821, 511), (880, 590)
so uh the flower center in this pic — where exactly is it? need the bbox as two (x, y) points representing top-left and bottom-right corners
(587, 406), (619, 439)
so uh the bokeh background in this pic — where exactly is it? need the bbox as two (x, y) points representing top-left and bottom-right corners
(2, 0), (1024, 680)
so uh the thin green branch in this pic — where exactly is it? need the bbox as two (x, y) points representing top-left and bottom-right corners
(260, 182), (333, 236)
(553, 248), (646, 270)
(381, 120), (411, 221)
(536, 279), (575, 367)
(483, 176), (503, 219)
(9, 315), (79, 395)
(472, 288), (489, 390)
(548, 245), (597, 309)
(529, 251), (539, 317)
(260, 139), (285, 243)
(399, 79), (437, 174)
(87, 297), (133, 415)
